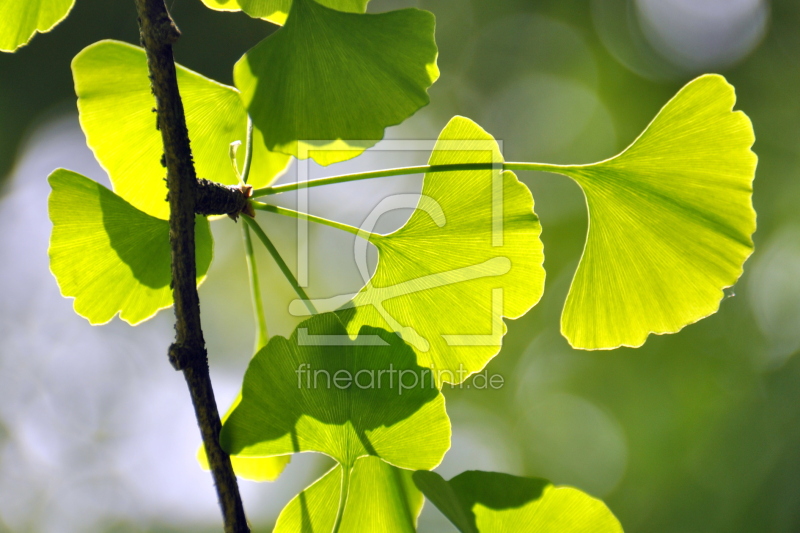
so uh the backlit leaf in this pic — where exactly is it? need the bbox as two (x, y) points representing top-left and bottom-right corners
(414, 470), (624, 533)
(48, 169), (213, 325)
(557, 74), (757, 349)
(0, 0), (75, 52)
(197, 0), (368, 26)
(234, 0), (439, 165)
(274, 456), (423, 533)
(335, 116), (544, 384)
(72, 40), (290, 220)
(220, 313), (450, 470)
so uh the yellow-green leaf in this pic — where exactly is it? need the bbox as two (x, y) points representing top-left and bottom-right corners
(197, 0), (368, 26)
(234, 0), (439, 165)
(220, 313), (450, 470)
(557, 74), (757, 349)
(414, 470), (624, 533)
(338, 116), (544, 384)
(274, 457), (423, 533)
(48, 169), (213, 325)
(0, 0), (75, 52)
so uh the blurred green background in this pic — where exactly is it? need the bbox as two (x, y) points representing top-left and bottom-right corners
(1, 0), (799, 531)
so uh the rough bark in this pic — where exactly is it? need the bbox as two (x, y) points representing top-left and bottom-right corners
(134, 1), (250, 531)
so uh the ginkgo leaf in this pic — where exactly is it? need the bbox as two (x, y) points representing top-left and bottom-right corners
(234, 0), (439, 165)
(335, 116), (544, 385)
(274, 456), (423, 533)
(0, 0), (75, 52)
(556, 74), (757, 350)
(197, 392), (291, 482)
(413, 470), (624, 533)
(220, 312), (450, 471)
(48, 169), (213, 325)
(72, 39), (290, 220)
(197, 0), (368, 26)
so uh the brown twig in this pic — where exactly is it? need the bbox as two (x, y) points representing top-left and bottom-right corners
(134, 1), (249, 531)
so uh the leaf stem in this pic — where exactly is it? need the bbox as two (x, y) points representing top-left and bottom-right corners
(242, 225), (269, 351)
(239, 116), (269, 351)
(332, 464), (353, 533)
(242, 216), (319, 315)
(251, 162), (571, 197)
(241, 117), (255, 185)
(251, 202), (371, 239)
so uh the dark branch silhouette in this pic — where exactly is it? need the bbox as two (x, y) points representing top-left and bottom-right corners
(133, 0), (249, 530)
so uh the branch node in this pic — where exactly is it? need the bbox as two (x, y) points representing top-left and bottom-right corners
(168, 342), (207, 371)
(155, 12), (181, 44)
(195, 179), (254, 220)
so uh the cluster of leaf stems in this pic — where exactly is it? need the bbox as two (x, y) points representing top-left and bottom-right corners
(241, 127), (572, 342)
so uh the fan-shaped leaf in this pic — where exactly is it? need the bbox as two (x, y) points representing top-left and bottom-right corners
(48, 169), (213, 325)
(335, 116), (544, 384)
(274, 456), (423, 533)
(0, 0), (75, 52)
(413, 470), (623, 533)
(73, 40), (290, 220)
(234, 0), (439, 165)
(197, 0), (368, 26)
(220, 313), (450, 470)
(557, 74), (757, 349)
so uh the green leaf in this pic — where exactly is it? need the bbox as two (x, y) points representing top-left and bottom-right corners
(48, 169), (213, 325)
(413, 470), (624, 533)
(72, 39), (290, 220)
(557, 74), (757, 349)
(274, 456), (423, 533)
(197, 392), (291, 482)
(234, 0), (439, 165)
(197, 0), (369, 26)
(220, 312), (450, 470)
(0, 0), (75, 52)
(337, 116), (544, 384)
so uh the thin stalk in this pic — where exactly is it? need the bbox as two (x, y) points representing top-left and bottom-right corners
(252, 162), (571, 197)
(242, 216), (319, 315)
(331, 464), (353, 533)
(251, 202), (370, 239)
(239, 115), (269, 351)
(241, 117), (255, 185)
(242, 225), (269, 351)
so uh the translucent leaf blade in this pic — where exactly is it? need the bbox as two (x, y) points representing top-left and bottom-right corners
(220, 313), (450, 470)
(0, 0), (75, 52)
(234, 0), (439, 165)
(197, 0), (369, 25)
(414, 470), (624, 533)
(72, 40), (290, 220)
(275, 457), (423, 533)
(48, 169), (213, 325)
(341, 116), (545, 384)
(559, 74), (757, 349)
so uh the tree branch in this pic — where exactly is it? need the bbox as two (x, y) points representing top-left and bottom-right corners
(134, 1), (249, 531)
